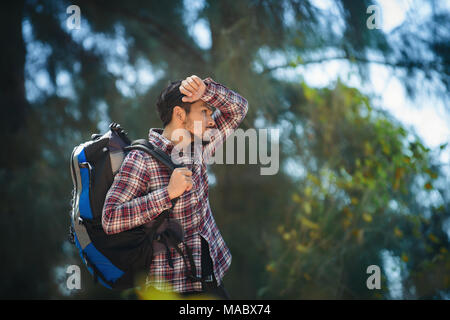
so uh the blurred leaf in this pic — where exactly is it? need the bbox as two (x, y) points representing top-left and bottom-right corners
(424, 182), (433, 190)
(362, 213), (373, 223)
(296, 244), (309, 253)
(394, 227), (404, 238)
(300, 217), (320, 230)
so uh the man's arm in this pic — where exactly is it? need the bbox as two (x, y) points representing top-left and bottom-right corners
(102, 150), (173, 235)
(200, 77), (249, 160)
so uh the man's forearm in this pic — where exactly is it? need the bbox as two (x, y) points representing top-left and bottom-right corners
(101, 150), (174, 235)
(102, 185), (173, 235)
(201, 77), (249, 131)
(199, 78), (249, 161)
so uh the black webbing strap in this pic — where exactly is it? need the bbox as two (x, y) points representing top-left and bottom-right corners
(142, 197), (179, 270)
(161, 229), (213, 285)
(125, 139), (183, 171)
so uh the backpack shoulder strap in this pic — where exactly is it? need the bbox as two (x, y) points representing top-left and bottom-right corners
(125, 139), (182, 171)
(125, 139), (182, 207)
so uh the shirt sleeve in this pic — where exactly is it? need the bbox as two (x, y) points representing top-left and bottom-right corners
(102, 149), (173, 235)
(200, 77), (249, 162)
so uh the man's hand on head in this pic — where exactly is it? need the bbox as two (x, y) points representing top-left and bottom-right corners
(180, 75), (206, 102)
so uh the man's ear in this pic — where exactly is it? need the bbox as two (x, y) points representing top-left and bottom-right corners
(173, 106), (186, 123)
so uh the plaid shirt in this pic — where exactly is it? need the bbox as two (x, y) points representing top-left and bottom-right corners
(102, 77), (248, 293)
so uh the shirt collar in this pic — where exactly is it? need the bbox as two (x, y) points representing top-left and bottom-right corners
(148, 128), (175, 154)
(148, 128), (206, 165)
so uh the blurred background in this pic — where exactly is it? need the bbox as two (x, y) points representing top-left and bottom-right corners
(0, 0), (449, 299)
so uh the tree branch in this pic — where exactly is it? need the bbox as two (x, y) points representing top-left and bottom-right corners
(261, 55), (440, 75)
(80, 1), (206, 65)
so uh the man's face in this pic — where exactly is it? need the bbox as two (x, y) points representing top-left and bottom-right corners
(183, 100), (215, 142)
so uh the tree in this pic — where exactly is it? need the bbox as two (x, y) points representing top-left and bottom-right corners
(262, 80), (449, 298)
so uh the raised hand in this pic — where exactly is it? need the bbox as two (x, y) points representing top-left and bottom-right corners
(179, 75), (206, 103)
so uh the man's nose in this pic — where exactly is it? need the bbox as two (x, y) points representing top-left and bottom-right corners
(207, 117), (216, 128)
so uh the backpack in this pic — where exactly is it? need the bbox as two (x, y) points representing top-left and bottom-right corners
(68, 122), (200, 290)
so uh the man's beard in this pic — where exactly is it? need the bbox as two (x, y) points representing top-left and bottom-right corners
(189, 130), (212, 146)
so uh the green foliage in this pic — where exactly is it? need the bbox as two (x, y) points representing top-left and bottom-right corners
(262, 81), (450, 299)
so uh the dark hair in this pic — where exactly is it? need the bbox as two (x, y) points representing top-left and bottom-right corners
(156, 80), (191, 127)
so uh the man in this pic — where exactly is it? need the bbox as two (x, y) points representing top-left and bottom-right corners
(102, 75), (248, 299)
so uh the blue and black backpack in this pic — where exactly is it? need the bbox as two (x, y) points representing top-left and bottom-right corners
(69, 123), (199, 290)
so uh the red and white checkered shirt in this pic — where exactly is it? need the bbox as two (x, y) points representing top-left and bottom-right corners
(102, 77), (248, 292)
